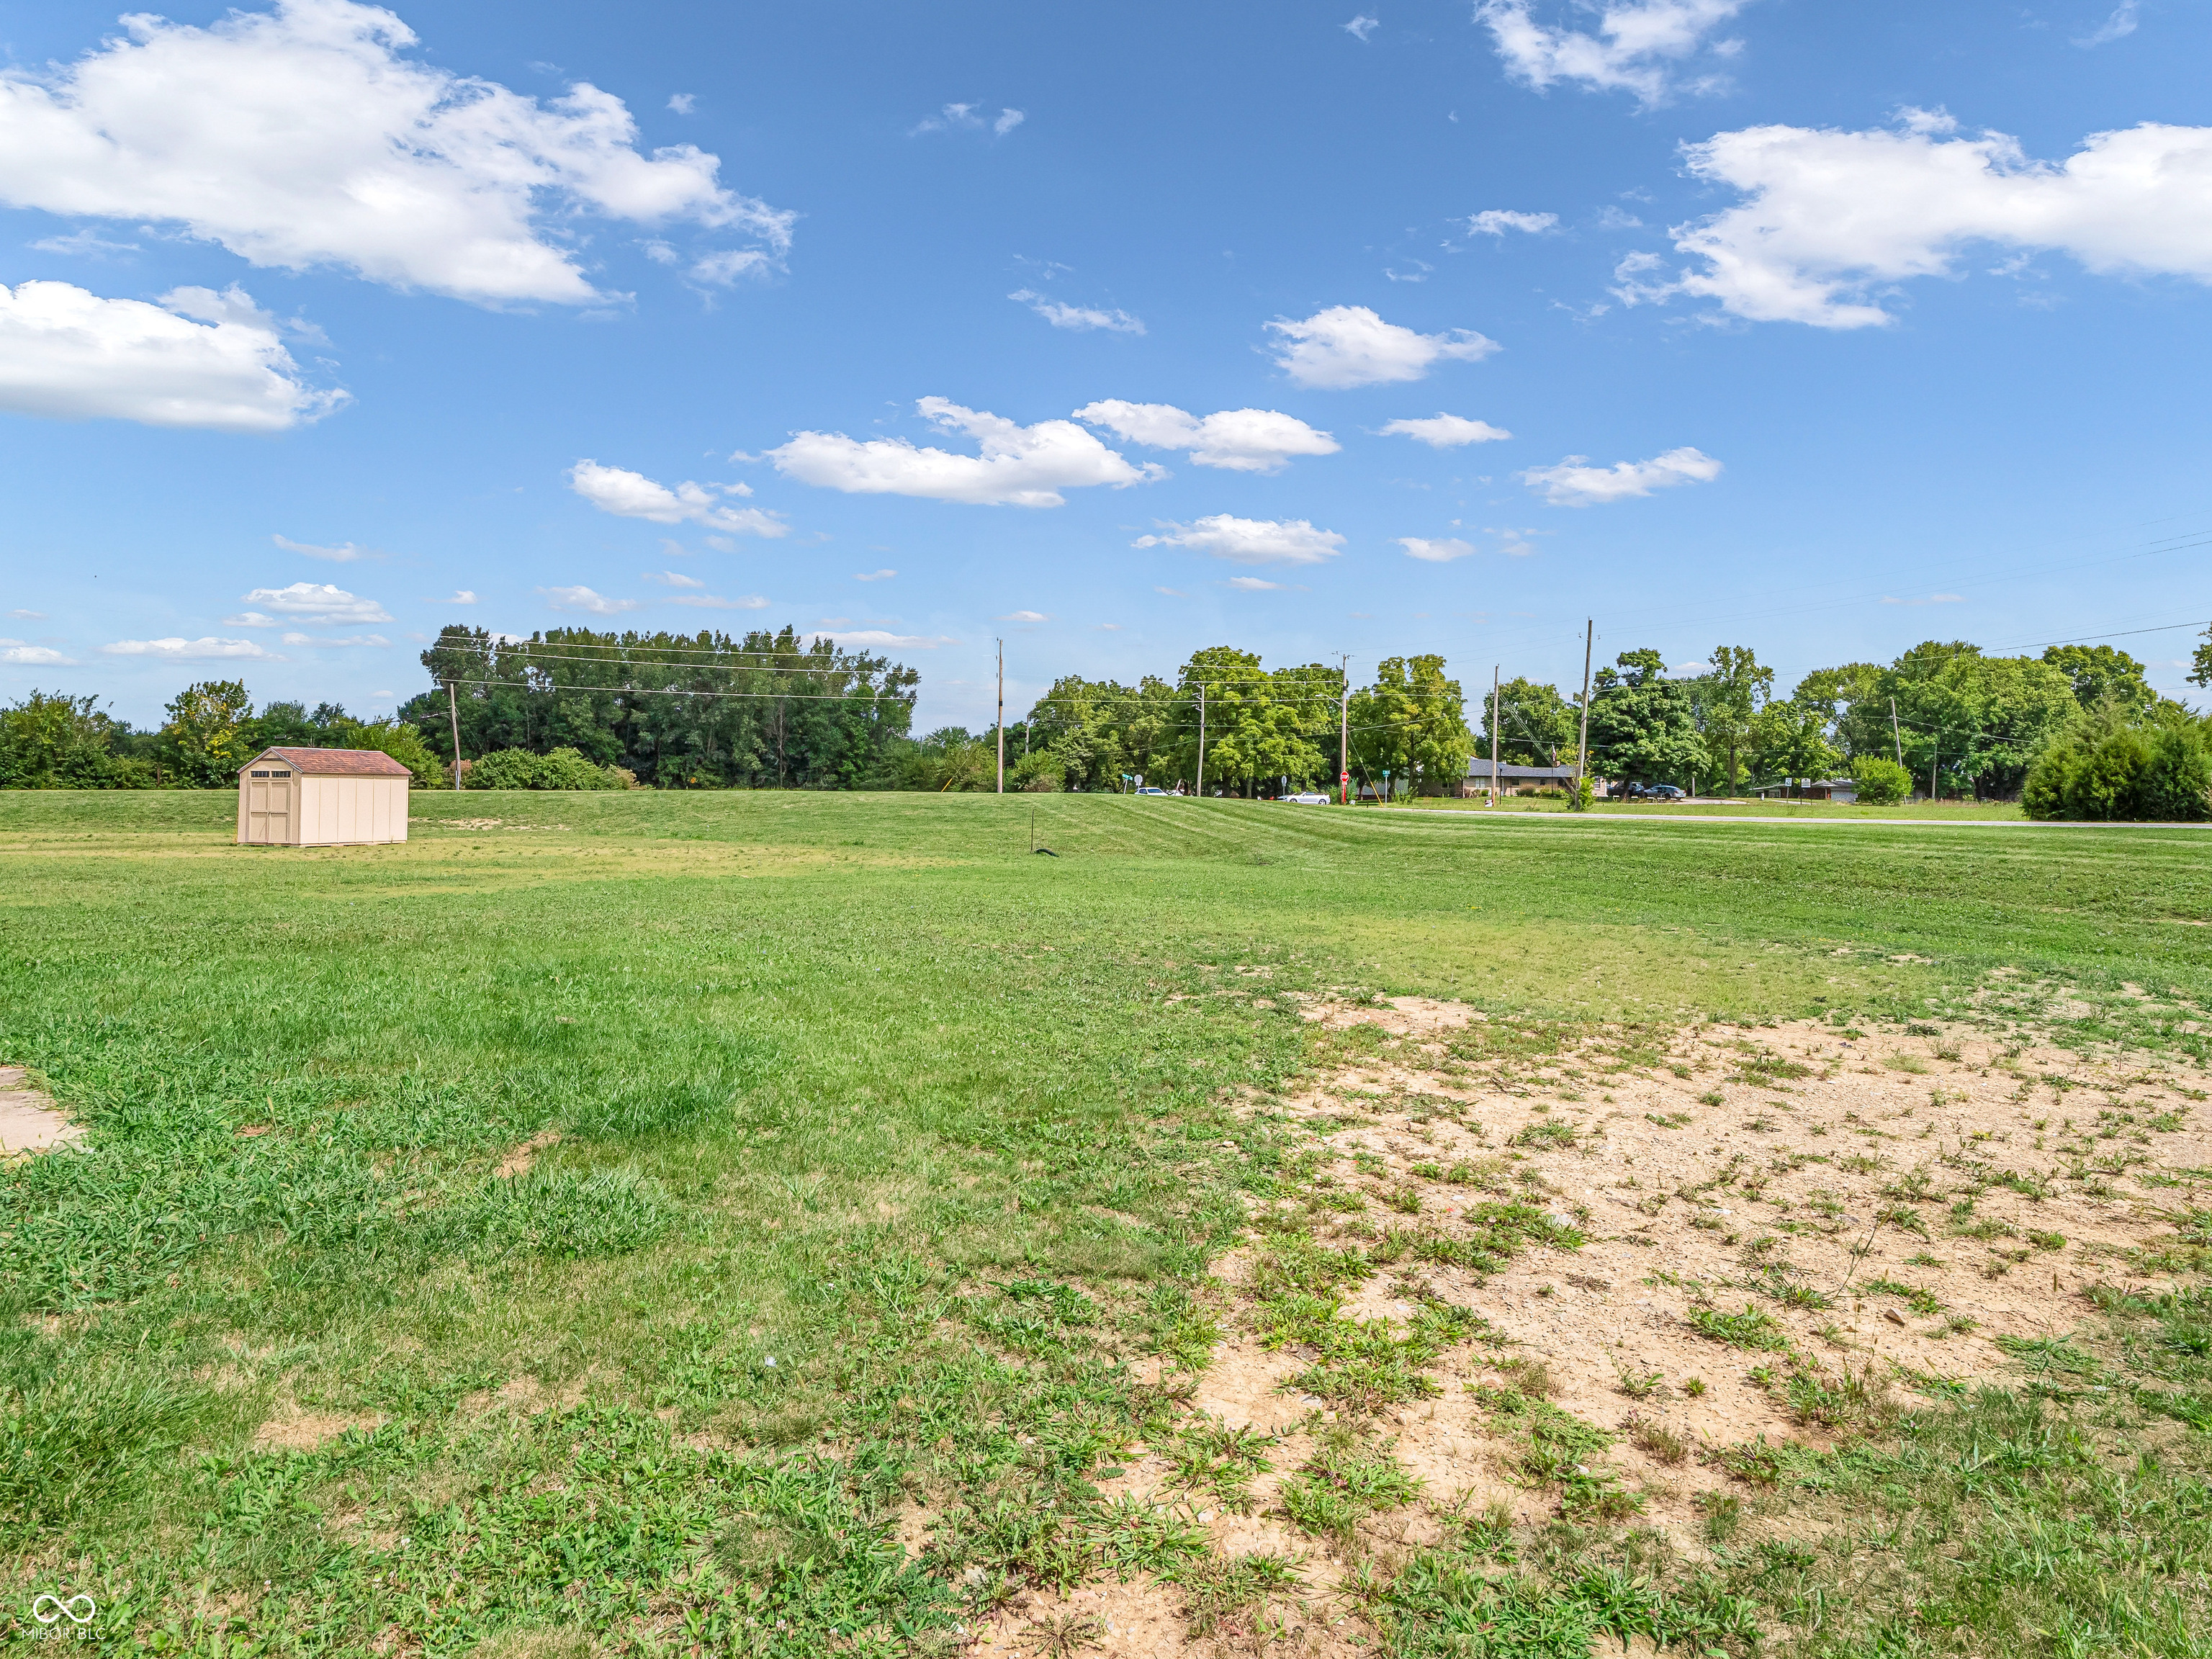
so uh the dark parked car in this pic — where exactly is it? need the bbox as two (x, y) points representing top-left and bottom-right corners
(1617, 782), (1688, 801)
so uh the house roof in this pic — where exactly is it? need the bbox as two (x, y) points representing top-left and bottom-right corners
(240, 746), (413, 778)
(1465, 760), (1577, 779)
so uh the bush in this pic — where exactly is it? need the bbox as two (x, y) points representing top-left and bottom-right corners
(2023, 718), (2211, 822)
(1850, 757), (1912, 806)
(464, 746), (628, 790)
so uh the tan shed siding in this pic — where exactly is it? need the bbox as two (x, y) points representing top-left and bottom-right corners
(296, 773), (409, 845)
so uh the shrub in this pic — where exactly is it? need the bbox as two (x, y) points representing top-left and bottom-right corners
(464, 746), (627, 790)
(2024, 716), (2211, 822)
(1850, 756), (1911, 805)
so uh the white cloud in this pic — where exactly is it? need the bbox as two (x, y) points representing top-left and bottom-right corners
(1397, 536), (1479, 562)
(1469, 210), (1559, 235)
(446, 590), (477, 604)
(667, 92), (696, 113)
(0, 0), (790, 306)
(821, 629), (956, 649)
(1344, 16), (1380, 41)
(770, 397), (1158, 507)
(1009, 289), (1145, 334)
(1476, 0), (1753, 106)
(225, 612), (279, 628)
(273, 533), (367, 562)
(912, 103), (1023, 138)
(1380, 413), (1512, 447)
(101, 635), (279, 660)
(689, 248), (771, 287)
(280, 630), (388, 646)
(1153, 586), (1184, 596)
(233, 581), (391, 624)
(1265, 305), (1498, 389)
(1646, 115), (2212, 328)
(540, 585), (638, 615)
(0, 642), (76, 665)
(30, 228), (138, 256)
(1519, 446), (1722, 504)
(855, 569), (897, 581)
(670, 593), (768, 609)
(10, 610), (47, 620)
(2077, 1), (2138, 46)
(1227, 576), (1285, 591)
(644, 570), (706, 588)
(0, 280), (343, 431)
(1881, 593), (1966, 606)
(568, 459), (788, 536)
(1073, 400), (1339, 472)
(1134, 514), (1345, 567)
(1672, 661), (1712, 676)
(997, 610), (1050, 622)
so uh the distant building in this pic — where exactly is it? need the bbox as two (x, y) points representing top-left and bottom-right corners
(237, 747), (412, 846)
(1755, 778), (1860, 804)
(1462, 759), (1580, 798)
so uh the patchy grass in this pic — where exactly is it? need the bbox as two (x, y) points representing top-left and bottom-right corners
(4, 789), (2212, 1650)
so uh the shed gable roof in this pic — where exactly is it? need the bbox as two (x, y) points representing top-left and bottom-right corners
(240, 746), (413, 778)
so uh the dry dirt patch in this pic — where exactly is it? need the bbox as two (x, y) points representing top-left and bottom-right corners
(1262, 999), (2211, 1524)
(253, 1392), (387, 1452)
(1060, 998), (2211, 1651)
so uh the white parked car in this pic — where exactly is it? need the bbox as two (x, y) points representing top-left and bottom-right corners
(1136, 786), (1169, 796)
(1280, 792), (1331, 804)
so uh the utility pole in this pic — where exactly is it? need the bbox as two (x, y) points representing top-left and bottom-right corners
(1575, 619), (1593, 808)
(1889, 696), (1905, 770)
(1339, 654), (1350, 806)
(1489, 665), (1501, 808)
(1195, 683), (1208, 796)
(445, 680), (463, 791)
(1929, 736), (1940, 804)
(995, 638), (1004, 795)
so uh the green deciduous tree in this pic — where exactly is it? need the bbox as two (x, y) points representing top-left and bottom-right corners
(1586, 649), (1708, 789)
(1830, 642), (2076, 800)
(162, 680), (255, 786)
(2041, 644), (2156, 716)
(1748, 698), (1842, 790)
(1480, 676), (1575, 765)
(1694, 645), (1773, 792)
(1350, 655), (1470, 796)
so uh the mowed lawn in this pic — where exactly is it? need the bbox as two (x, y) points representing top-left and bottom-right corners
(2, 789), (2209, 1656)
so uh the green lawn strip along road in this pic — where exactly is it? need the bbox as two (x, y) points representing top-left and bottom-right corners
(0, 790), (2206, 1655)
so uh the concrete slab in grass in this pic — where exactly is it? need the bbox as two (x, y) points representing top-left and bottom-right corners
(0, 1066), (83, 1155)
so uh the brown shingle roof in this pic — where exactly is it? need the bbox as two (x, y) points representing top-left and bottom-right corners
(241, 746), (414, 778)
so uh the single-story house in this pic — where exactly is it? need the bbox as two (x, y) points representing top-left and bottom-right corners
(1755, 778), (1859, 803)
(1462, 760), (1581, 798)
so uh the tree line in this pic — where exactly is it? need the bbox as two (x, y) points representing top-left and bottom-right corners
(4, 621), (2207, 817)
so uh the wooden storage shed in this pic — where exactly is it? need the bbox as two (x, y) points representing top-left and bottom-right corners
(236, 747), (411, 846)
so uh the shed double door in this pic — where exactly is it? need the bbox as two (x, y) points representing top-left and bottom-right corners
(245, 768), (295, 843)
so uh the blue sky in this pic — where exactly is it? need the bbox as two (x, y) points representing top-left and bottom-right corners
(3, 0), (2209, 732)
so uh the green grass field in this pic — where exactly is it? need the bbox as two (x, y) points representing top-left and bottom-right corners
(4, 790), (2211, 1656)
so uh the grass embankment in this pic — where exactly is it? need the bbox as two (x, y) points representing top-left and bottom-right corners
(1, 791), (2208, 1655)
